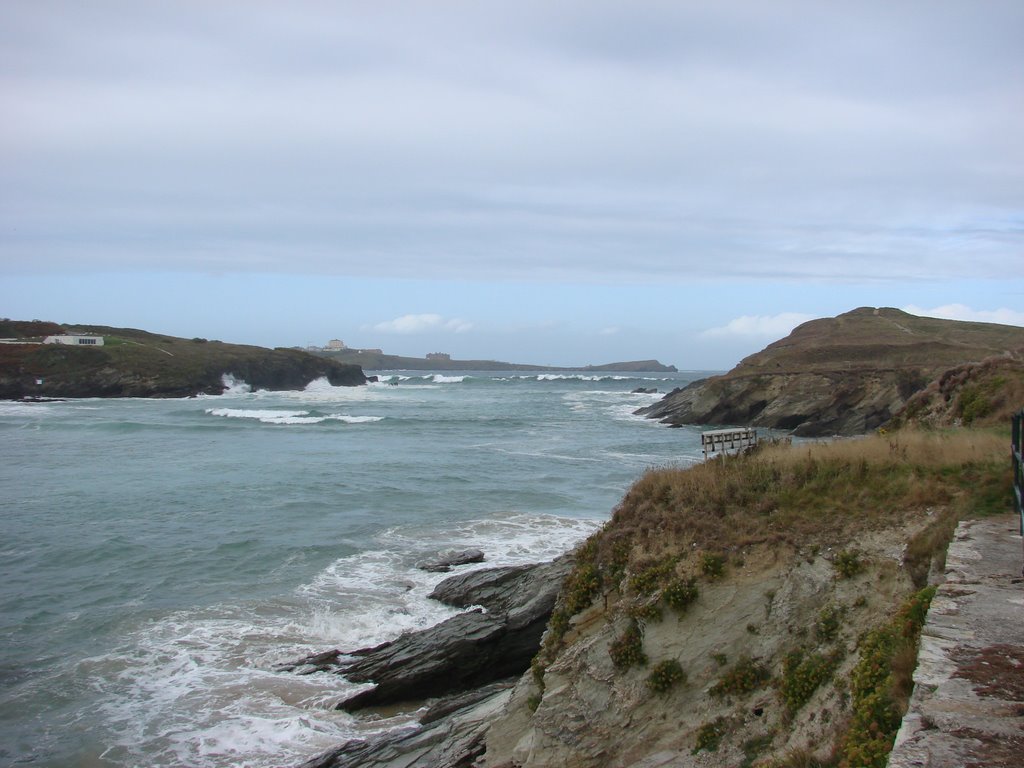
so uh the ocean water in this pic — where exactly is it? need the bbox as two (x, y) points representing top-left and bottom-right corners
(0, 371), (712, 767)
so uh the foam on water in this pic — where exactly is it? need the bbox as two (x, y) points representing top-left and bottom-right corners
(82, 512), (598, 768)
(205, 408), (385, 426)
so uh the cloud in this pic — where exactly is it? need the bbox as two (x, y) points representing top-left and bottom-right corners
(1, 2), (1021, 285)
(902, 304), (1024, 327)
(368, 314), (473, 334)
(703, 312), (815, 338)
(599, 326), (620, 336)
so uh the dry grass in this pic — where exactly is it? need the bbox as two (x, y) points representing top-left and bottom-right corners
(593, 429), (1010, 572)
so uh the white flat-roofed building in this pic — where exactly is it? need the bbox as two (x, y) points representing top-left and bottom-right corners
(44, 334), (104, 346)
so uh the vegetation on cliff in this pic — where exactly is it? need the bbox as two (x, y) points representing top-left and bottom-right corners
(500, 427), (1011, 768)
(0, 321), (365, 398)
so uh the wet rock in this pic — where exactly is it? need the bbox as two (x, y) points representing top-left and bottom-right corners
(299, 682), (513, 768)
(331, 556), (572, 711)
(418, 548), (486, 573)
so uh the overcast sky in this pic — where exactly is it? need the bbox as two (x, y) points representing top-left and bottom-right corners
(2, 1), (1022, 368)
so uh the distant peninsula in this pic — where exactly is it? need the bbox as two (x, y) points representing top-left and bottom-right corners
(313, 349), (678, 373)
(0, 320), (365, 399)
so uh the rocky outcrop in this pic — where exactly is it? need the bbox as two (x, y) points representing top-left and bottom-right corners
(418, 548), (487, 573)
(282, 557), (573, 714)
(639, 369), (906, 436)
(299, 683), (514, 768)
(638, 307), (1024, 436)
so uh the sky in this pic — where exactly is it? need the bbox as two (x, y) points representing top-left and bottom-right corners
(1, 1), (1022, 369)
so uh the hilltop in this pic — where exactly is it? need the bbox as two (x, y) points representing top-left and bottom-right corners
(0, 321), (365, 399)
(639, 307), (1024, 436)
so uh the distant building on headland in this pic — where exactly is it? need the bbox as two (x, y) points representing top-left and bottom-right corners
(326, 339), (347, 350)
(426, 352), (451, 361)
(44, 334), (104, 346)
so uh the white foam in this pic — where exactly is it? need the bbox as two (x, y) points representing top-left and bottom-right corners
(220, 374), (253, 394)
(430, 375), (466, 384)
(85, 511), (599, 768)
(204, 408), (383, 426)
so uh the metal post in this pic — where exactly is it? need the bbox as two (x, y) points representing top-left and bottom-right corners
(1012, 410), (1023, 537)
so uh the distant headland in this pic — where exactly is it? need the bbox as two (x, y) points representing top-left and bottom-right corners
(310, 346), (678, 373)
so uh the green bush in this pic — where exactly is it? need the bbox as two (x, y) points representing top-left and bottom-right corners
(779, 647), (841, 716)
(834, 549), (863, 579)
(840, 586), (936, 768)
(628, 601), (664, 622)
(646, 659), (686, 693)
(628, 556), (678, 594)
(609, 621), (647, 669)
(563, 562), (601, 615)
(815, 604), (844, 643)
(701, 552), (726, 579)
(710, 655), (771, 698)
(693, 717), (729, 753)
(663, 577), (699, 612)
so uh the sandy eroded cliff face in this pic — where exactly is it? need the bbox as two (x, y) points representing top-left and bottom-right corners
(485, 523), (929, 768)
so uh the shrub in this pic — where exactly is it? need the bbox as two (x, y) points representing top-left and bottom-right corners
(693, 717), (729, 753)
(815, 604), (844, 643)
(710, 655), (771, 698)
(646, 659), (686, 693)
(778, 647), (842, 716)
(628, 601), (664, 622)
(663, 577), (699, 613)
(628, 556), (678, 594)
(840, 586), (936, 768)
(563, 562), (601, 615)
(701, 552), (726, 579)
(834, 549), (862, 579)
(609, 621), (647, 669)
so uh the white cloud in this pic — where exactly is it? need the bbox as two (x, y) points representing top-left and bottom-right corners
(703, 312), (815, 339)
(902, 304), (1024, 327)
(368, 314), (473, 334)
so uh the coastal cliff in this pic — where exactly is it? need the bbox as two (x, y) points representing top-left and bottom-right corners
(0, 321), (366, 398)
(300, 428), (1010, 768)
(638, 307), (1024, 436)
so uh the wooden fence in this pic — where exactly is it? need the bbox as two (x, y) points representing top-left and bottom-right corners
(701, 428), (758, 460)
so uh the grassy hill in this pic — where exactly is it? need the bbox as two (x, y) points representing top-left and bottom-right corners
(640, 307), (1024, 436)
(0, 322), (365, 399)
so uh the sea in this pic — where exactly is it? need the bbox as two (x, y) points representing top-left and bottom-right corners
(0, 370), (714, 768)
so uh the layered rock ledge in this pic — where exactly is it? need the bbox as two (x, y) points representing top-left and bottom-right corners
(287, 557), (572, 767)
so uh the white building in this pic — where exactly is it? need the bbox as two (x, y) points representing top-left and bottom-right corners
(326, 339), (347, 350)
(44, 334), (104, 346)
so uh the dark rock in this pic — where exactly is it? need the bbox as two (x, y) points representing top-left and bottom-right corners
(277, 649), (342, 675)
(327, 556), (572, 712)
(299, 682), (513, 768)
(631, 387), (658, 394)
(417, 548), (485, 573)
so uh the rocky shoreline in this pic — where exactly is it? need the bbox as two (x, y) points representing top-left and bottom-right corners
(282, 555), (574, 767)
